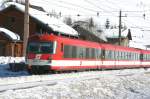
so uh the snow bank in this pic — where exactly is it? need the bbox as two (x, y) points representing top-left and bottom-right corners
(0, 57), (25, 64)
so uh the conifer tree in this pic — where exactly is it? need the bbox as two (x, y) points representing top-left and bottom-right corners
(105, 18), (110, 29)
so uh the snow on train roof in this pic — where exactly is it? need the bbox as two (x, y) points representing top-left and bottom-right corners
(3, 2), (78, 36)
(0, 27), (20, 40)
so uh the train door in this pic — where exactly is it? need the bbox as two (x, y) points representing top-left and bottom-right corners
(140, 53), (143, 67)
(101, 49), (105, 69)
(101, 49), (105, 60)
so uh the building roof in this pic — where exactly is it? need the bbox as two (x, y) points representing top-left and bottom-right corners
(2, 2), (78, 37)
(73, 25), (106, 43)
(72, 21), (107, 42)
(0, 27), (20, 41)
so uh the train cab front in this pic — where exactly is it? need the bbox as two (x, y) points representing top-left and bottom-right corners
(26, 41), (57, 74)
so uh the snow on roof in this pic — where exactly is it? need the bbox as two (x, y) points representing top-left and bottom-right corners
(4, 2), (78, 36)
(128, 28), (147, 50)
(0, 27), (20, 40)
(104, 29), (128, 38)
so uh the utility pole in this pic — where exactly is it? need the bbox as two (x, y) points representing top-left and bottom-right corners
(23, 0), (29, 56)
(119, 10), (122, 46)
(118, 10), (127, 46)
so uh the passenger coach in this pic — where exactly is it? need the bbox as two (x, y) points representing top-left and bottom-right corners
(26, 34), (150, 74)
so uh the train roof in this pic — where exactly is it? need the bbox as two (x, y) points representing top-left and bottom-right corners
(29, 34), (143, 53)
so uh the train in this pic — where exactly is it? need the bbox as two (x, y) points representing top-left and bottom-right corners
(26, 34), (150, 74)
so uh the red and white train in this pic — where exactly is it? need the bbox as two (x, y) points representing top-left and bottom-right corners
(26, 34), (150, 74)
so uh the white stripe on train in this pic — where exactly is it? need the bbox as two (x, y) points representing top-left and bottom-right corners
(27, 59), (150, 67)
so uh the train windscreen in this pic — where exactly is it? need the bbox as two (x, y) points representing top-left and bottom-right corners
(27, 42), (54, 54)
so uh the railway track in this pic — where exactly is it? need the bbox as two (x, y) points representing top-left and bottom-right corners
(0, 68), (150, 92)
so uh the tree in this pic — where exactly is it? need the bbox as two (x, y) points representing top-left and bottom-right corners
(105, 18), (110, 29)
(64, 17), (72, 26)
(89, 17), (94, 28)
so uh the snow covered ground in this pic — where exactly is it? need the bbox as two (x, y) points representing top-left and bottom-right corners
(1, 69), (150, 99)
(1, 57), (150, 99)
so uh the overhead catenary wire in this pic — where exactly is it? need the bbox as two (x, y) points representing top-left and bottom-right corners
(31, 0), (150, 31)
(35, 0), (99, 14)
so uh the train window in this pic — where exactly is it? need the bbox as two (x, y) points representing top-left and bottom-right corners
(146, 54), (148, 61)
(82, 47), (86, 59)
(140, 54), (143, 60)
(118, 51), (120, 60)
(132, 53), (134, 60)
(121, 52), (123, 60)
(111, 51), (114, 60)
(86, 48), (90, 59)
(64, 45), (72, 58)
(91, 48), (95, 59)
(135, 53), (137, 60)
(28, 42), (39, 53)
(148, 55), (150, 60)
(134, 53), (136, 60)
(122, 52), (125, 60)
(77, 47), (84, 59)
(95, 49), (101, 59)
(28, 42), (55, 54)
(128, 52), (131, 60)
(145, 54), (147, 60)
(105, 50), (109, 59)
(131, 53), (134, 60)
(109, 50), (112, 59)
(111, 50), (114, 60)
(77, 47), (81, 58)
(124, 52), (127, 60)
(105, 50), (114, 60)
(40, 42), (54, 54)
(136, 53), (138, 60)
(138, 54), (140, 60)
(72, 46), (77, 58)
(114, 51), (118, 60)
(145, 54), (146, 60)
